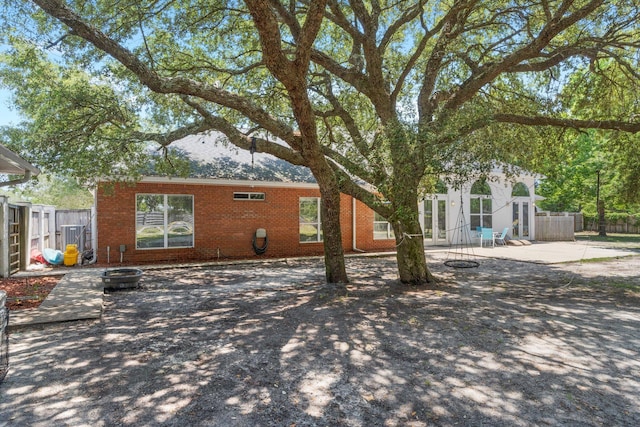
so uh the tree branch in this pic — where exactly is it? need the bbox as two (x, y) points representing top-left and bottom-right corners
(327, 160), (394, 219)
(180, 96), (306, 165)
(31, 0), (296, 145)
(130, 122), (214, 147)
(494, 113), (640, 133)
(444, 0), (606, 111)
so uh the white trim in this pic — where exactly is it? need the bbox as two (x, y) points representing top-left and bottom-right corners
(352, 197), (364, 252)
(135, 193), (195, 250)
(136, 176), (319, 189)
(299, 197), (323, 243)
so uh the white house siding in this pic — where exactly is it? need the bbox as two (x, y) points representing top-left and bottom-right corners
(421, 172), (537, 246)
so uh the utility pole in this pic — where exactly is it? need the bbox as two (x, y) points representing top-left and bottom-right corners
(596, 170), (607, 237)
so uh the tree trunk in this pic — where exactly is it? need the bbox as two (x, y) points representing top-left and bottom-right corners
(391, 185), (435, 285)
(598, 199), (607, 237)
(319, 188), (349, 284)
(312, 164), (349, 284)
(393, 217), (436, 284)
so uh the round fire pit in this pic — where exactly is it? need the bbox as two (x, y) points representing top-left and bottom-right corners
(101, 268), (143, 290)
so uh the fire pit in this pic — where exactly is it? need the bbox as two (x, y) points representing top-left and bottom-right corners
(101, 268), (143, 290)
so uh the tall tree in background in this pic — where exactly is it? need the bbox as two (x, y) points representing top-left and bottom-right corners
(2, 1), (640, 284)
(538, 61), (640, 220)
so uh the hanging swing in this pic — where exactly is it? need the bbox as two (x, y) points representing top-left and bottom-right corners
(444, 194), (479, 268)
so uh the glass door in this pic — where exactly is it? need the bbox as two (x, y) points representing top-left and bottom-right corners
(423, 197), (448, 245)
(437, 199), (447, 243)
(512, 200), (530, 240)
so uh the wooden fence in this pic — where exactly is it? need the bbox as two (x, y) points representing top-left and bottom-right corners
(535, 213), (575, 241)
(583, 216), (639, 234)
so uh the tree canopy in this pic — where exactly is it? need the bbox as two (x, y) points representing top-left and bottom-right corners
(2, 0), (640, 283)
(0, 173), (93, 208)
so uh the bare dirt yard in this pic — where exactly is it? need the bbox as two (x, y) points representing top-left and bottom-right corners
(2, 253), (640, 426)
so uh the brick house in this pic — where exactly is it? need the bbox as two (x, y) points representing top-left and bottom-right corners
(94, 133), (538, 265)
(95, 176), (399, 265)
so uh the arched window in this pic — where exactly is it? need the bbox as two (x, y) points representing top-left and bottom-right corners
(434, 180), (448, 194)
(512, 182), (530, 197)
(470, 180), (492, 229)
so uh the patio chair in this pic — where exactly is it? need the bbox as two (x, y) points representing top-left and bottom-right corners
(495, 227), (509, 246)
(480, 227), (495, 248)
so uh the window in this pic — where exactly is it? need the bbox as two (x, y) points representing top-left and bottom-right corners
(299, 197), (322, 242)
(511, 182), (530, 197)
(136, 194), (194, 249)
(374, 212), (395, 240)
(470, 180), (492, 229)
(233, 192), (265, 201)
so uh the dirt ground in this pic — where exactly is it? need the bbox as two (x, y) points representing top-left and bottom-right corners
(0, 276), (60, 310)
(1, 253), (640, 427)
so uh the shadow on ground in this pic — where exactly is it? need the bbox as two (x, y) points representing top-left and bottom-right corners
(2, 255), (640, 426)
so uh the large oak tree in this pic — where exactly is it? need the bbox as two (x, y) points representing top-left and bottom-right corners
(2, 0), (640, 284)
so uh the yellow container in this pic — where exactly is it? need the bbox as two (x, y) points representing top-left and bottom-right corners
(64, 244), (78, 266)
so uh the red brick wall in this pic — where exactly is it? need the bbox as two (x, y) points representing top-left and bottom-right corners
(95, 180), (396, 265)
(353, 199), (399, 251)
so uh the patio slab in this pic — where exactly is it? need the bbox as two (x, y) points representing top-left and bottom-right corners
(439, 240), (637, 264)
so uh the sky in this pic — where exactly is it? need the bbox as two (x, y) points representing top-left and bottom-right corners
(0, 88), (21, 127)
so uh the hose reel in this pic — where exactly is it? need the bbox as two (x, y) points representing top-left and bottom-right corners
(252, 228), (268, 255)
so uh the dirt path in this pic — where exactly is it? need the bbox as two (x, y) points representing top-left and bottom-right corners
(2, 255), (640, 426)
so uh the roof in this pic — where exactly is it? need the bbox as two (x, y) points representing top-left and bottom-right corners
(0, 143), (40, 176)
(163, 133), (315, 183)
(0, 143), (40, 187)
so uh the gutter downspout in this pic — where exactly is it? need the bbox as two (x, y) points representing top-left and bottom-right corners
(352, 197), (365, 253)
(0, 170), (35, 188)
(86, 191), (98, 264)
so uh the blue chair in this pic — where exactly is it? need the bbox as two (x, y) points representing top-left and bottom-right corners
(480, 228), (494, 248)
(495, 227), (509, 246)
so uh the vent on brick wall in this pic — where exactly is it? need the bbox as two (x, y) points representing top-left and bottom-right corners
(233, 192), (265, 201)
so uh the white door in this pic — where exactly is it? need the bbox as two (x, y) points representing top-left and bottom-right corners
(422, 197), (448, 245)
(512, 200), (530, 240)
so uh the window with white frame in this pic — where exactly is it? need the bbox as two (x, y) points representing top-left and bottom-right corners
(299, 197), (322, 242)
(373, 212), (395, 240)
(470, 180), (492, 230)
(136, 194), (194, 249)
